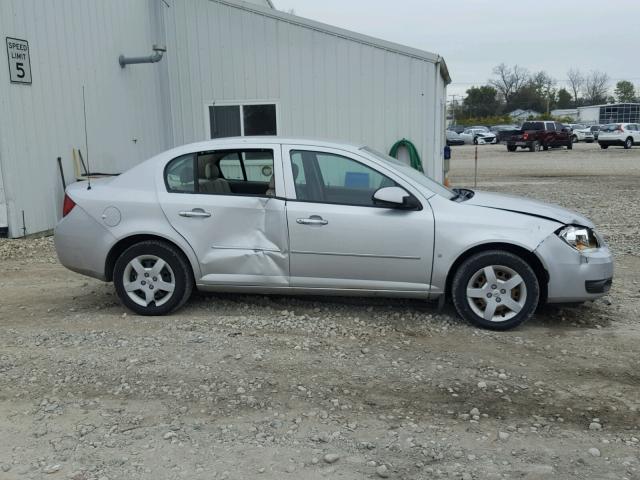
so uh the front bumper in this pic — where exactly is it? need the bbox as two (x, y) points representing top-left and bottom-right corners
(535, 233), (614, 303)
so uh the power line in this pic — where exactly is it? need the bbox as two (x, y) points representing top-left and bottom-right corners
(450, 77), (640, 87)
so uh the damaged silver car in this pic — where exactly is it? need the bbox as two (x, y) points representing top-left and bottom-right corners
(54, 138), (614, 330)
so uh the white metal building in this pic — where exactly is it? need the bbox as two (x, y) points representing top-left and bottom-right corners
(0, 0), (450, 238)
(577, 103), (640, 125)
(550, 108), (578, 121)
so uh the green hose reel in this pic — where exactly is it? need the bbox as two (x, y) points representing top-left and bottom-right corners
(388, 139), (423, 172)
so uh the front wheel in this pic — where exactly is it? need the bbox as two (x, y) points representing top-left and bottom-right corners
(572, 135), (578, 143)
(624, 137), (633, 149)
(113, 240), (193, 315)
(451, 251), (540, 330)
(473, 137), (479, 145)
(506, 145), (517, 152)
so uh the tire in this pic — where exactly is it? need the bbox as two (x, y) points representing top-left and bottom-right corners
(600, 143), (609, 149)
(571, 135), (578, 143)
(624, 137), (633, 149)
(113, 240), (193, 316)
(506, 145), (517, 152)
(451, 250), (540, 331)
(529, 141), (540, 152)
(542, 144), (549, 151)
(473, 137), (479, 145)
(567, 141), (573, 150)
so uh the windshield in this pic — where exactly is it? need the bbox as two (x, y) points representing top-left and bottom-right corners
(361, 147), (456, 199)
(600, 124), (618, 132)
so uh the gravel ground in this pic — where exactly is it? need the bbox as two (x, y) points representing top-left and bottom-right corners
(0, 142), (639, 480)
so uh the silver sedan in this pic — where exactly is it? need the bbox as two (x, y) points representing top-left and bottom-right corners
(54, 137), (614, 330)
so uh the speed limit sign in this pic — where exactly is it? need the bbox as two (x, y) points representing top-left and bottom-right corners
(6, 37), (32, 85)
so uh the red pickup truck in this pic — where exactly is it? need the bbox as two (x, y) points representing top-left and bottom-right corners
(506, 121), (572, 152)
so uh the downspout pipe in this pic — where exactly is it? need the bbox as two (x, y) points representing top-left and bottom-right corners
(119, 45), (166, 68)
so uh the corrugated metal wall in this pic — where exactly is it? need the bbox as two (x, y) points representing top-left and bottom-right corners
(0, 0), (169, 236)
(0, 0), (447, 237)
(163, 0), (444, 179)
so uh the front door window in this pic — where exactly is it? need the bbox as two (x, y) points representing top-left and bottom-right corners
(290, 150), (396, 206)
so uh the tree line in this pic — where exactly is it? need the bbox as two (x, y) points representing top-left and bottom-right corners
(454, 64), (638, 122)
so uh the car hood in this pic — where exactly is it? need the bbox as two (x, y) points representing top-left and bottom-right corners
(465, 191), (594, 227)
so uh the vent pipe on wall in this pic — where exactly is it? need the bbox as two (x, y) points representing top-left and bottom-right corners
(119, 44), (166, 68)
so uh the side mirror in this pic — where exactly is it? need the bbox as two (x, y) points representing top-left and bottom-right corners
(372, 186), (420, 210)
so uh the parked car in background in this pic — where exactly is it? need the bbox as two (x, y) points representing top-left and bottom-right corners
(506, 121), (572, 152)
(568, 124), (594, 143)
(491, 125), (521, 144)
(460, 128), (497, 145)
(54, 137), (614, 330)
(590, 125), (602, 141)
(470, 126), (491, 132)
(446, 129), (465, 146)
(448, 125), (466, 134)
(598, 123), (640, 149)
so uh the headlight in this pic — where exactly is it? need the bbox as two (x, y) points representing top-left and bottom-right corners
(556, 225), (599, 251)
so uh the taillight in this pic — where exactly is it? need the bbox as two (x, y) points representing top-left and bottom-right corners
(523, 133), (529, 140)
(62, 193), (76, 217)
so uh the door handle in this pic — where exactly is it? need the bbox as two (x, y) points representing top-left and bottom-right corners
(179, 208), (211, 218)
(296, 216), (328, 226)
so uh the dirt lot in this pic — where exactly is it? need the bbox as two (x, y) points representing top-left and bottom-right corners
(1, 142), (639, 479)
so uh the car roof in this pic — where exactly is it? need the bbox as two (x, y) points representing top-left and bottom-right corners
(163, 136), (366, 157)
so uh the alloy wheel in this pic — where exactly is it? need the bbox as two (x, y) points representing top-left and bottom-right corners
(122, 255), (176, 307)
(465, 265), (527, 322)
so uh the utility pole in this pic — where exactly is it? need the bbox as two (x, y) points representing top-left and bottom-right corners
(448, 94), (461, 125)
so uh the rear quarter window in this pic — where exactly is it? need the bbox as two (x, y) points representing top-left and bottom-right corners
(165, 154), (195, 193)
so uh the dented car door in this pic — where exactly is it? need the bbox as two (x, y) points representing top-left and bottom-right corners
(157, 143), (289, 286)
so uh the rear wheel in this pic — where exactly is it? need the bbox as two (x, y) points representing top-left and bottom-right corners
(113, 240), (193, 315)
(451, 251), (540, 330)
(600, 143), (609, 149)
(473, 137), (479, 145)
(572, 135), (578, 143)
(542, 143), (549, 151)
(624, 137), (633, 149)
(529, 141), (540, 152)
(507, 145), (517, 152)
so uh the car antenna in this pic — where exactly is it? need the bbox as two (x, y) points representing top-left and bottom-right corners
(82, 85), (91, 190)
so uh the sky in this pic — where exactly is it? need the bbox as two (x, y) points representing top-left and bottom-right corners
(272, 0), (640, 99)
